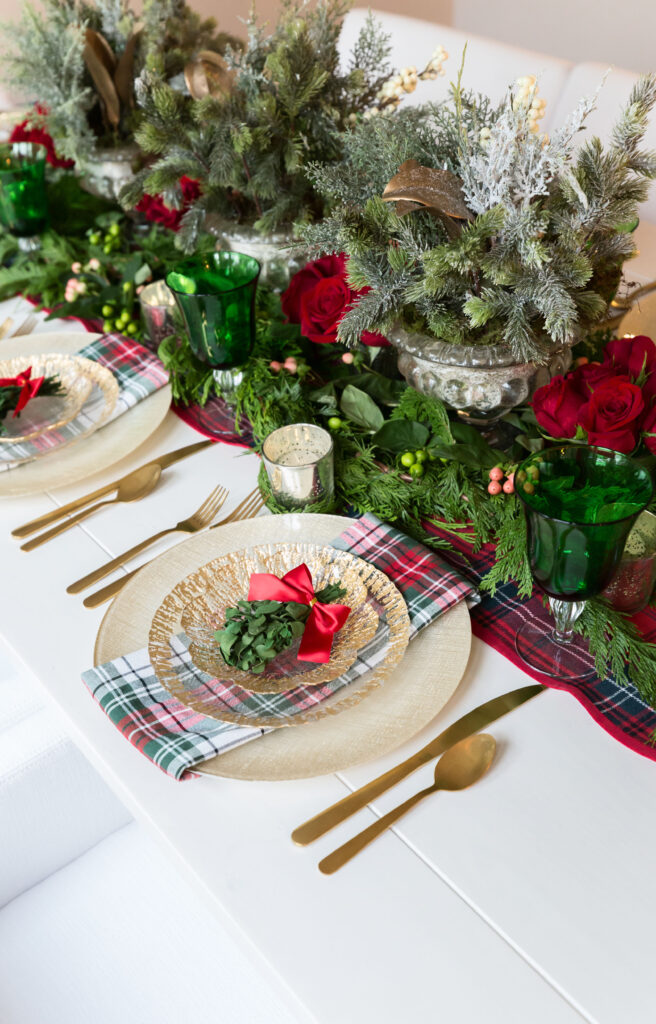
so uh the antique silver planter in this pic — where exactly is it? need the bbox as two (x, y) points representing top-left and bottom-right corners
(79, 143), (140, 202)
(205, 216), (308, 291)
(388, 323), (574, 422)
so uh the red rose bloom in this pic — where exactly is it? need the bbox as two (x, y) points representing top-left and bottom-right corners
(603, 335), (656, 380)
(9, 104), (74, 169)
(281, 254), (389, 347)
(135, 176), (201, 231)
(641, 404), (656, 454)
(570, 360), (617, 396)
(532, 375), (584, 438)
(577, 377), (645, 453)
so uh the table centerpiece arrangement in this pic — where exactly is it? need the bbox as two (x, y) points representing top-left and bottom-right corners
(1, 0), (238, 200)
(119, 0), (449, 286)
(299, 64), (656, 419)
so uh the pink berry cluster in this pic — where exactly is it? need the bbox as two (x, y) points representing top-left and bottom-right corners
(269, 357), (298, 374)
(487, 466), (515, 496)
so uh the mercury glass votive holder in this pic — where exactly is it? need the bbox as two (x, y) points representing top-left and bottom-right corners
(602, 510), (656, 614)
(0, 142), (48, 251)
(262, 423), (334, 509)
(139, 279), (176, 352)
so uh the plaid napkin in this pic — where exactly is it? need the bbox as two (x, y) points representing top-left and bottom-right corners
(82, 513), (478, 779)
(0, 333), (169, 467)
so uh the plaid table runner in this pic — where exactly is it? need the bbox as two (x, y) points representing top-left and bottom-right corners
(0, 333), (169, 467)
(82, 514), (477, 779)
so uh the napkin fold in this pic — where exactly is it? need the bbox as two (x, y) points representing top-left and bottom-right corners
(82, 514), (479, 779)
(0, 333), (169, 466)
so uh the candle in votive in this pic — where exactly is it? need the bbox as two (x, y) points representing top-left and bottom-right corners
(262, 423), (334, 509)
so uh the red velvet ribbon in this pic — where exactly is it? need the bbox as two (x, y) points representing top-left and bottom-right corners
(0, 367), (45, 417)
(247, 563), (351, 663)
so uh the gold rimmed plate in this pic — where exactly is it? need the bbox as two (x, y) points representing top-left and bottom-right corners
(179, 543), (379, 694)
(148, 541), (410, 727)
(0, 353), (94, 443)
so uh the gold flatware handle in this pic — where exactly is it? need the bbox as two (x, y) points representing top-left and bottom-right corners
(84, 567), (139, 607)
(21, 498), (110, 551)
(11, 439), (214, 538)
(318, 787), (433, 875)
(292, 683), (545, 846)
(68, 528), (173, 592)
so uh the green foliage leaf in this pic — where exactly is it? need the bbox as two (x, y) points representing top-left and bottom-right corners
(340, 384), (384, 431)
(372, 419), (429, 453)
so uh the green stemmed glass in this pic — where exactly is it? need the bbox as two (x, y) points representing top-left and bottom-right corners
(515, 445), (653, 680)
(0, 143), (48, 252)
(166, 252), (260, 397)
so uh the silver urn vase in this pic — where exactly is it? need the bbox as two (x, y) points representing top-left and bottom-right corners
(79, 143), (140, 202)
(388, 323), (574, 423)
(204, 216), (309, 291)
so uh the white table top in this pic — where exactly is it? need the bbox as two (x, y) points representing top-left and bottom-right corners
(2, 299), (655, 1024)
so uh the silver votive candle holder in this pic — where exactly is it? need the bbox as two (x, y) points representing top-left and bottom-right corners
(139, 280), (176, 351)
(602, 510), (656, 614)
(262, 423), (334, 509)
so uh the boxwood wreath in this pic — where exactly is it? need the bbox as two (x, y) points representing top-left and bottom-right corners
(159, 290), (656, 707)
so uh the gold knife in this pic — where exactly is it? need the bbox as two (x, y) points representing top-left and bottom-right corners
(291, 683), (545, 846)
(11, 438), (214, 538)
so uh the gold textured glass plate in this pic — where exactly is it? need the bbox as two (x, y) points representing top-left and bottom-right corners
(95, 514), (472, 781)
(177, 544), (379, 694)
(148, 542), (408, 725)
(0, 353), (94, 443)
(0, 331), (172, 496)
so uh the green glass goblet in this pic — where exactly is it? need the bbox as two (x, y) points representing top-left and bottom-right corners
(515, 445), (653, 680)
(0, 143), (48, 252)
(166, 251), (260, 399)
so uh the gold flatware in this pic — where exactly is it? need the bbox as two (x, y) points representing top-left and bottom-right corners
(0, 317), (14, 340)
(67, 484), (230, 593)
(83, 486), (265, 608)
(21, 465), (161, 551)
(318, 734), (496, 875)
(11, 313), (38, 338)
(11, 439), (214, 538)
(292, 683), (544, 846)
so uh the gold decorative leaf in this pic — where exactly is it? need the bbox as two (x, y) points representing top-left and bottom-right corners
(382, 160), (473, 221)
(83, 32), (121, 128)
(84, 28), (117, 74)
(114, 31), (141, 109)
(184, 50), (234, 100)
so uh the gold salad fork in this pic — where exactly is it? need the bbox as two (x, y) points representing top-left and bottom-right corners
(82, 486), (265, 608)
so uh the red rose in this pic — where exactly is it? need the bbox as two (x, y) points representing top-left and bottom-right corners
(281, 254), (345, 323)
(532, 375), (584, 438)
(641, 404), (656, 455)
(577, 377), (645, 453)
(135, 176), (201, 231)
(281, 254), (389, 347)
(603, 335), (656, 380)
(570, 361), (616, 396)
(9, 104), (74, 169)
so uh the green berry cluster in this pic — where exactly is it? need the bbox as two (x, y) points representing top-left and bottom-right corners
(399, 448), (431, 479)
(88, 221), (122, 256)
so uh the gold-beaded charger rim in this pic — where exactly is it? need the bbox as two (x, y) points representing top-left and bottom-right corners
(177, 543), (379, 693)
(148, 541), (410, 726)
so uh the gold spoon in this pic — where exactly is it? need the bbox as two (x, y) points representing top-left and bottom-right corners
(21, 465), (162, 551)
(318, 733), (496, 875)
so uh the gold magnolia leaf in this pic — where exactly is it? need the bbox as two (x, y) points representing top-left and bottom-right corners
(83, 37), (121, 128)
(84, 28), (117, 74)
(114, 31), (141, 109)
(382, 160), (473, 221)
(184, 50), (234, 100)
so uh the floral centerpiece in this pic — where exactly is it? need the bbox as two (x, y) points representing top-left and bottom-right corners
(302, 64), (656, 418)
(1, 0), (237, 198)
(119, 0), (448, 282)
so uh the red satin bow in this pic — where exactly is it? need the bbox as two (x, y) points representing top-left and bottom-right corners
(247, 563), (350, 664)
(0, 367), (45, 417)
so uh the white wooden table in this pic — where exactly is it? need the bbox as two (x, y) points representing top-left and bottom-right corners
(2, 299), (655, 1024)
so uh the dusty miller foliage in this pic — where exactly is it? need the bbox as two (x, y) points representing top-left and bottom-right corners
(120, 0), (393, 250)
(304, 71), (656, 363)
(0, 0), (232, 166)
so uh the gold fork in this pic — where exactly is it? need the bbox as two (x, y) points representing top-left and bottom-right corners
(68, 484), (229, 594)
(82, 487), (265, 608)
(10, 313), (38, 338)
(0, 316), (15, 340)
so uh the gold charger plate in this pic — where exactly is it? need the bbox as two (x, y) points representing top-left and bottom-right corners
(174, 543), (381, 696)
(95, 514), (472, 781)
(0, 331), (172, 497)
(0, 353), (95, 444)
